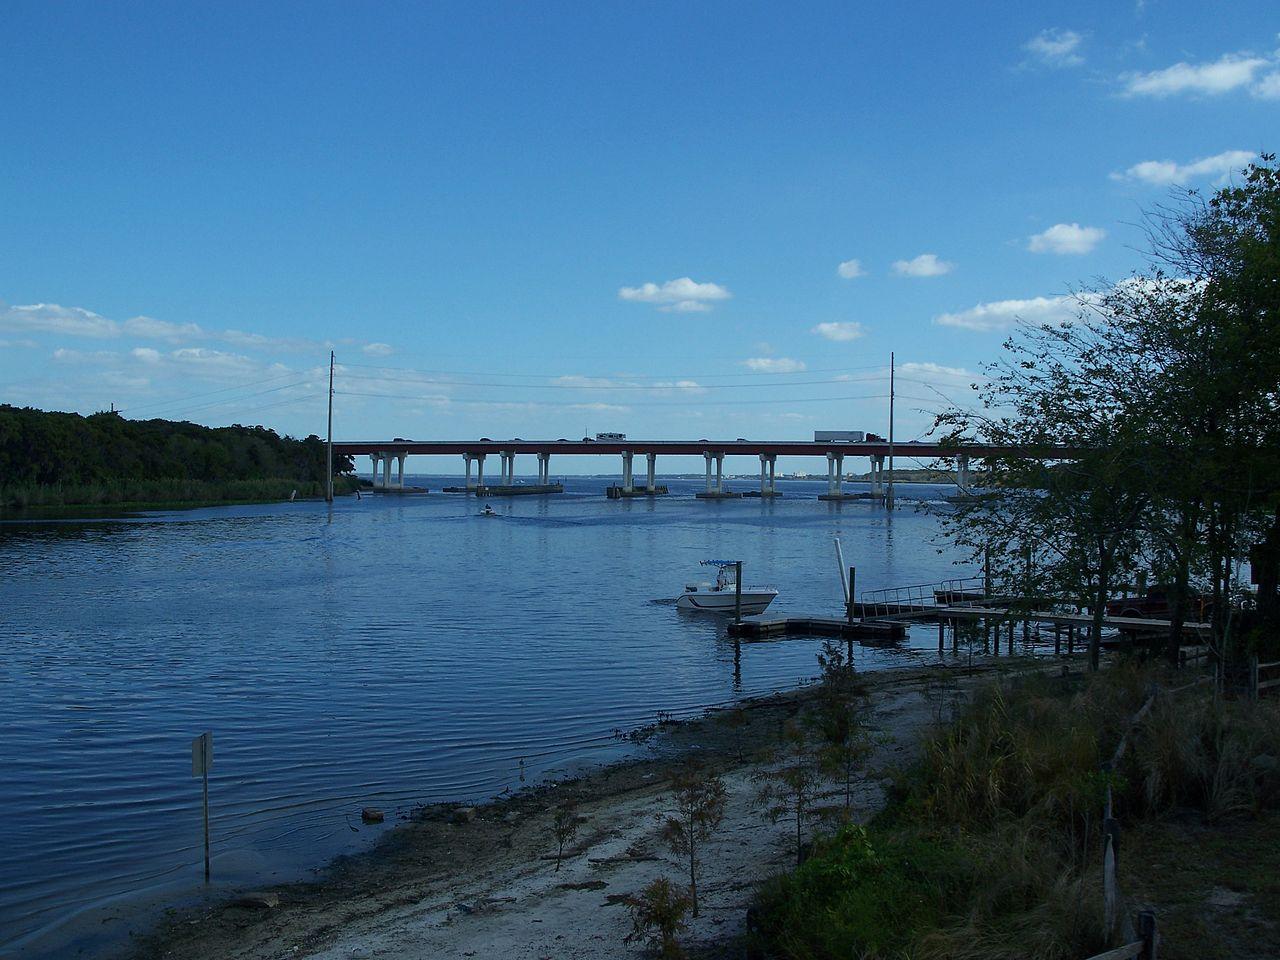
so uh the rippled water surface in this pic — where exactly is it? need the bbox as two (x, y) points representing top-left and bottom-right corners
(0, 477), (968, 956)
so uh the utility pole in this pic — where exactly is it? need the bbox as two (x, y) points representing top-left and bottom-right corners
(886, 351), (895, 511)
(325, 351), (335, 503)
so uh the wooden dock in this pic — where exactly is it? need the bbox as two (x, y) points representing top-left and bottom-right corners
(934, 605), (1213, 637)
(727, 616), (907, 644)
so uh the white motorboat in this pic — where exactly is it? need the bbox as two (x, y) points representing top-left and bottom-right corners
(675, 560), (778, 615)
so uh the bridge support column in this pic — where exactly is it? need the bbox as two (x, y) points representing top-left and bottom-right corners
(871, 455), (884, 498)
(759, 455), (768, 495)
(537, 452), (550, 485)
(826, 454), (844, 496)
(463, 454), (473, 490)
(957, 454), (970, 496)
(475, 454), (485, 489)
(381, 452), (393, 489)
(715, 453), (724, 493)
(396, 453), (407, 489)
(704, 453), (714, 493)
(501, 451), (514, 485)
(646, 453), (656, 492)
(370, 454), (382, 488)
(622, 451), (634, 493)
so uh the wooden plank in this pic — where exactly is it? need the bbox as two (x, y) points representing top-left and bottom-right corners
(936, 605), (1212, 635)
(1082, 942), (1145, 960)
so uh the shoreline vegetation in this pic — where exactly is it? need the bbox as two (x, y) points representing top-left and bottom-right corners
(0, 404), (356, 514)
(126, 655), (1279, 960)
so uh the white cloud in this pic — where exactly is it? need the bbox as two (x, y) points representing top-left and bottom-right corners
(1113, 149), (1255, 186)
(2, 303), (119, 338)
(742, 357), (806, 373)
(0, 338), (39, 349)
(935, 295), (1078, 332)
(1024, 29), (1084, 67)
(1121, 53), (1270, 97)
(170, 347), (260, 377)
(811, 321), (866, 342)
(1027, 222), (1106, 255)
(362, 342), (393, 357)
(618, 277), (732, 313)
(122, 315), (204, 341)
(836, 258), (866, 279)
(892, 254), (954, 278)
(1255, 72), (1280, 99)
(131, 347), (162, 364)
(897, 361), (978, 387)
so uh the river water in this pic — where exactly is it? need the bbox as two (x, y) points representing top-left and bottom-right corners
(0, 477), (969, 957)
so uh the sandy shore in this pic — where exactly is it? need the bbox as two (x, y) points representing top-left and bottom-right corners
(131, 659), (1044, 960)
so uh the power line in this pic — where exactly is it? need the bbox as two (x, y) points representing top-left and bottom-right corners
(337, 370), (893, 392)
(334, 388), (903, 408)
(336, 359), (889, 381)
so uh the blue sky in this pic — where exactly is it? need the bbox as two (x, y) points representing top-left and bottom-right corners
(1, 2), (1276, 473)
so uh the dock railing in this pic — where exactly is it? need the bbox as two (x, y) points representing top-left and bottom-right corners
(858, 575), (994, 619)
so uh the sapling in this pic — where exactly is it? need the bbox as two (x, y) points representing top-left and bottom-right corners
(661, 764), (727, 917)
(756, 720), (824, 866)
(812, 641), (871, 811)
(552, 803), (581, 871)
(624, 877), (692, 959)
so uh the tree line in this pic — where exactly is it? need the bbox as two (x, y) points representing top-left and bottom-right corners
(940, 156), (1280, 669)
(0, 405), (355, 506)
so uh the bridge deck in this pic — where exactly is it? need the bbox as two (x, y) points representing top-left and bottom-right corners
(332, 438), (1078, 459)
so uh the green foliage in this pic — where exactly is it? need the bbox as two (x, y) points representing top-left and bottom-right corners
(750, 668), (1280, 959)
(625, 877), (692, 959)
(811, 641), (872, 812)
(750, 824), (974, 960)
(0, 405), (355, 509)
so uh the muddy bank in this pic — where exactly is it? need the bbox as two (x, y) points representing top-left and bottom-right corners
(130, 658), (1052, 960)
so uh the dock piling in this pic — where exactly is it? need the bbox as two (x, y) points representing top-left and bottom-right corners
(734, 561), (743, 625)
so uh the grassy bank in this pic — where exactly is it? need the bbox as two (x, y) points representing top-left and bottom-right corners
(748, 665), (1280, 959)
(0, 475), (363, 514)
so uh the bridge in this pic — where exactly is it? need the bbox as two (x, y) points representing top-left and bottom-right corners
(331, 438), (1079, 500)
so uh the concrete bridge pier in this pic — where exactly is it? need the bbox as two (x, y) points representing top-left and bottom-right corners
(820, 452), (865, 501)
(754, 454), (780, 497)
(382, 452), (393, 489)
(871, 455), (884, 499)
(696, 452), (738, 499)
(957, 454), (972, 496)
(370, 453), (383, 489)
(606, 450), (666, 499)
(500, 451), (515, 485)
(646, 453), (657, 492)
(621, 451), (635, 493)
(537, 452), (551, 485)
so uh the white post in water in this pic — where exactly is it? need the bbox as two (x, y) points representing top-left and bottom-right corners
(887, 351), (896, 511)
(325, 351), (334, 503)
(191, 731), (213, 881)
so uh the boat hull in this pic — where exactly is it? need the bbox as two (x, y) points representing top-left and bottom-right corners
(676, 590), (777, 615)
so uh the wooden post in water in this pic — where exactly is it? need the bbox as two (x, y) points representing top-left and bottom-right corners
(191, 731), (213, 881)
(1007, 619), (1014, 656)
(984, 616), (991, 653)
(846, 567), (856, 625)
(734, 561), (743, 625)
(938, 616), (945, 654)
(1054, 622), (1061, 656)
(1068, 623), (1076, 655)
